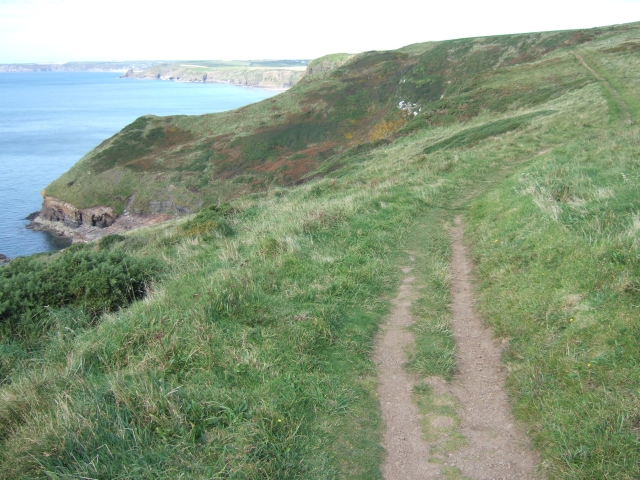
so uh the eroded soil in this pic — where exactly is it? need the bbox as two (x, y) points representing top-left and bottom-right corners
(375, 217), (539, 479)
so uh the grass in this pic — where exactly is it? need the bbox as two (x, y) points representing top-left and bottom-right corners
(1, 177), (431, 478)
(43, 25), (602, 215)
(465, 125), (640, 478)
(404, 212), (455, 380)
(3, 20), (640, 479)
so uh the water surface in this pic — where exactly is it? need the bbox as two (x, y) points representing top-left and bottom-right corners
(0, 72), (276, 259)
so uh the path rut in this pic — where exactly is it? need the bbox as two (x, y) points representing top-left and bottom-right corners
(375, 217), (539, 479)
(572, 51), (632, 124)
(441, 216), (539, 479)
(375, 263), (440, 479)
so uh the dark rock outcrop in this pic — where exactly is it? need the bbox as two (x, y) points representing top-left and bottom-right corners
(29, 195), (118, 241)
(38, 195), (116, 228)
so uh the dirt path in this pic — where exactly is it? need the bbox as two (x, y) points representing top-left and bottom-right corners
(376, 218), (539, 479)
(441, 216), (539, 479)
(375, 262), (440, 479)
(572, 51), (632, 124)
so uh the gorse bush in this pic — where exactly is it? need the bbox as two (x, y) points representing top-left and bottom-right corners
(97, 234), (126, 251)
(180, 203), (236, 238)
(0, 249), (161, 338)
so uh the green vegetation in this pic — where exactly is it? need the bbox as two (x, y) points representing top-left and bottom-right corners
(306, 53), (354, 75)
(0, 247), (161, 341)
(45, 26), (599, 214)
(3, 20), (640, 478)
(422, 111), (553, 155)
(466, 126), (640, 478)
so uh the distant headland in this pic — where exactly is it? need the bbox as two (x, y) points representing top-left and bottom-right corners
(0, 61), (157, 72)
(0, 59), (311, 89)
(120, 59), (310, 90)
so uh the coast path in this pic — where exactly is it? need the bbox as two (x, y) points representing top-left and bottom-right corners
(374, 216), (539, 479)
(572, 51), (632, 124)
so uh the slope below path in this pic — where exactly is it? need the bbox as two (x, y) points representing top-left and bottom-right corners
(375, 217), (539, 479)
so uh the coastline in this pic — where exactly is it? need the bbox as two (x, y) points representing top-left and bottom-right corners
(120, 75), (290, 91)
(120, 66), (305, 90)
(29, 211), (176, 244)
(2, 70), (278, 259)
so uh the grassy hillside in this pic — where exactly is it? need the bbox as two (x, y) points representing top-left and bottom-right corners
(2, 21), (640, 478)
(45, 26), (603, 215)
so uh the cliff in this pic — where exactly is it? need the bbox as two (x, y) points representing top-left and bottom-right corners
(30, 195), (176, 242)
(121, 64), (306, 89)
(305, 53), (354, 75)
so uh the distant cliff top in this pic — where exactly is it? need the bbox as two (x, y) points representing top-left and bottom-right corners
(120, 60), (310, 89)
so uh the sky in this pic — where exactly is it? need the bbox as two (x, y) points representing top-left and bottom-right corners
(1, 0), (640, 63)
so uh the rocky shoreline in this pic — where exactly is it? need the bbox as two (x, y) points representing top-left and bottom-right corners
(29, 195), (176, 244)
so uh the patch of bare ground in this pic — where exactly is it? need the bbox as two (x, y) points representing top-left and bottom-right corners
(374, 262), (440, 479)
(375, 217), (539, 479)
(436, 216), (539, 479)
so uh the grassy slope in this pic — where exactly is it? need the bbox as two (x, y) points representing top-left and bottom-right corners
(1, 22), (639, 478)
(45, 26), (598, 214)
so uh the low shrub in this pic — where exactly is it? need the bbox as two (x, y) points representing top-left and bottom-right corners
(97, 234), (126, 251)
(180, 203), (236, 238)
(0, 249), (161, 338)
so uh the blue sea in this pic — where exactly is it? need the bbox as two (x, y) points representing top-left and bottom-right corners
(0, 72), (277, 259)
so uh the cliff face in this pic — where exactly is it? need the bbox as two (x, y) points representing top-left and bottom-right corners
(305, 53), (354, 76)
(122, 66), (306, 89)
(30, 195), (117, 240)
(30, 195), (177, 243)
(38, 195), (116, 228)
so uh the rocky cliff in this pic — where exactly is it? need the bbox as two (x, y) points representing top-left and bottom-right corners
(122, 66), (306, 89)
(29, 195), (116, 239)
(29, 195), (178, 243)
(38, 195), (116, 228)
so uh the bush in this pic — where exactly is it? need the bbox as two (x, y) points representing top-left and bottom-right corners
(97, 234), (126, 251)
(0, 249), (161, 338)
(180, 204), (236, 238)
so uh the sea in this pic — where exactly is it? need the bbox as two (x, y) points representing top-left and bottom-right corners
(0, 72), (277, 260)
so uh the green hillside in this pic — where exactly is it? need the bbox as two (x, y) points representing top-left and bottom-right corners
(44, 26), (605, 214)
(1, 21), (640, 478)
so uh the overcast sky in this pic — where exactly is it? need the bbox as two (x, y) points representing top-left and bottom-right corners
(1, 0), (640, 63)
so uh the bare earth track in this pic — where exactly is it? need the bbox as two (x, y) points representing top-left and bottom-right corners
(375, 217), (539, 479)
(442, 216), (539, 479)
(375, 263), (440, 479)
